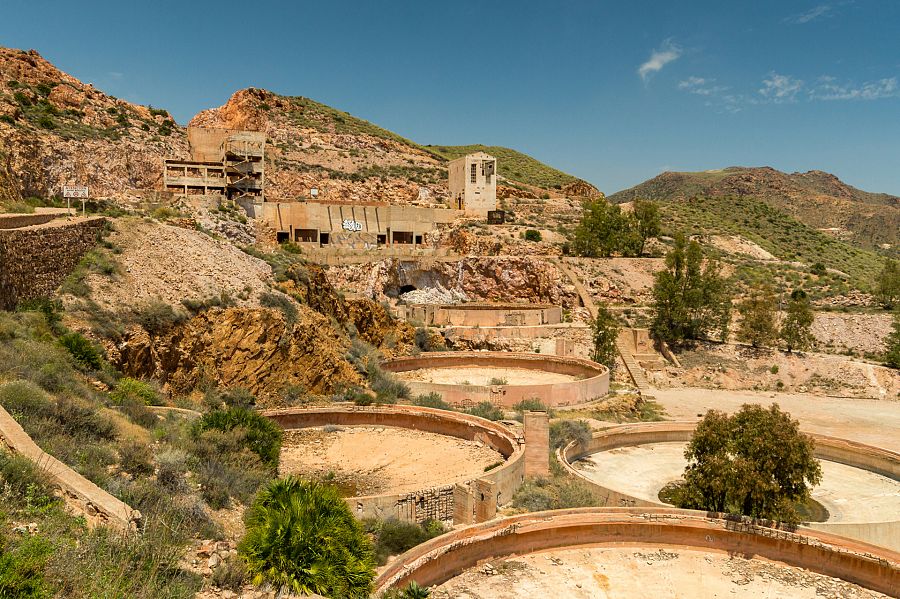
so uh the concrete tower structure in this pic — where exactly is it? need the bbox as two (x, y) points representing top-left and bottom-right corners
(448, 152), (497, 217)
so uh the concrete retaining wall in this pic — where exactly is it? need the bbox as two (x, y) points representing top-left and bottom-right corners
(374, 508), (900, 596)
(0, 403), (140, 531)
(0, 216), (106, 309)
(0, 213), (58, 229)
(382, 352), (609, 408)
(557, 422), (900, 551)
(400, 303), (562, 327)
(260, 405), (525, 523)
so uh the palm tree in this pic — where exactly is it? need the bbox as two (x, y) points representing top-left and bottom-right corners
(238, 477), (375, 598)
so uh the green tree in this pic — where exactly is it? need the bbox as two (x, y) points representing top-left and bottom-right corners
(650, 235), (732, 343)
(670, 404), (821, 524)
(885, 309), (900, 369)
(572, 197), (633, 257)
(632, 199), (661, 256)
(876, 258), (900, 309)
(589, 304), (620, 370)
(736, 286), (778, 348)
(780, 289), (815, 352)
(239, 477), (375, 598)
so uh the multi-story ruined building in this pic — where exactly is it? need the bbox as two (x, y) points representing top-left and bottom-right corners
(164, 127), (265, 201)
(448, 152), (497, 217)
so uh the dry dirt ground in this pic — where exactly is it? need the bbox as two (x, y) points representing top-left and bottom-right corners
(77, 218), (272, 312)
(811, 311), (894, 356)
(565, 257), (664, 306)
(278, 426), (502, 496)
(394, 365), (577, 386)
(653, 342), (899, 399)
(651, 388), (900, 452)
(575, 441), (900, 524)
(432, 546), (887, 599)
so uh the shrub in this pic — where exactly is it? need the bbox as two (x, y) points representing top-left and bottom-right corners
(414, 327), (447, 352)
(0, 452), (59, 510)
(58, 331), (103, 370)
(118, 442), (154, 476)
(211, 554), (247, 590)
(488, 377), (508, 386)
(523, 229), (542, 242)
(513, 398), (551, 414)
(549, 419), (592, 450)
(133, 300), (187, 334)
(512, 475), (598, 511)
(364, 518), (445, 565)
(465, 401), (503, 421)
(239, 477), (375, 598)
(118, 397), (157, 428)
(810, 262), (827, 276)
(155, 449), (190, 493)
(259, 291), (297, 325)
(412, 393), (451, 411)
(0, 533), (54, 599)
(110, 378), (160, 406)
(192, 408), (282, 469)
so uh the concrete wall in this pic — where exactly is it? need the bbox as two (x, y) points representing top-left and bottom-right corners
(0, 213), (58, 229)
(401, 303), (562, 327)
(0, 216), (106, 310)
(448, 153), (497, 217)
(260, 405), (525, 523)
(557, 422), (900, 551)
(375, 508), (900, 596)
(0, 402), (140, 531)
(382, 352), (610, 408)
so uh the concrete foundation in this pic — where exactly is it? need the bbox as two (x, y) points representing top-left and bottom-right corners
(399, 303), (562, 327)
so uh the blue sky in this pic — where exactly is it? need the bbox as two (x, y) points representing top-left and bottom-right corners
(2, 0), (899, 194)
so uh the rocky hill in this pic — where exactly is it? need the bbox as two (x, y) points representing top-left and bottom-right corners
(0, 46), (595, 209)
(609, 167), (900, 252)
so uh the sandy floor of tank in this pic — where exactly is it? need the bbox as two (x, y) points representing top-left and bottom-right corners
(279, 426), (504, 496)
(574, 441), (900, 523)
(431, 545), (888, 598)
(394, 365), (576, 386)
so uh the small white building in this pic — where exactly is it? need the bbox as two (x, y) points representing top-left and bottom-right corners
(448, 152), (497, 217)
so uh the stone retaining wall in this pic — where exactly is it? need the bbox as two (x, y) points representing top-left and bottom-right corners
(260, 405), (526, 524)
(0, 216), (106, 309)
(0, 213), (57, 229)
(382, 352), (609, 408)
(375, 508), (900, 596)
(557, 421), (900, 551)
(0, 403), (140, 531)
(400, 303), (562, 327)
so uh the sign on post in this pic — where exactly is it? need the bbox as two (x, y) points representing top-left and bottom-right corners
(62, 186), (89, 215)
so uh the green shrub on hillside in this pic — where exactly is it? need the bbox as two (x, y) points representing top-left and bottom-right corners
(191, 407), (282, 469)
(110, 378), (160, 406)
(58, 332), (103, 370)
(363, 518), (445, 565)
(412, 393), (451, 411)
(464, 401), (503, 421)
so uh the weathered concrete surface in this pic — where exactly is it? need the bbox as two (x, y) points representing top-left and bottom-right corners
(0, 402), (140, 531)
(523, 411), (550, 477)
(383, 352), (609, 408)
(399, 303), (562, 327)
(375, 508), (900, 596)
(260, 405), (525, 523)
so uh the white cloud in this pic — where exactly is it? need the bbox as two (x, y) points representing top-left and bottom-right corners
(638, 40), (682, 82)
(785, 4), (833, 24)
(678, 76), (729, 96)
(758, 73), (804, 103)
(811, 76), (899, 100)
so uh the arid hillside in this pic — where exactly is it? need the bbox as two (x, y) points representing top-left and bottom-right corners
(0, 46), (594, 210)
(609, 166), (900, 253)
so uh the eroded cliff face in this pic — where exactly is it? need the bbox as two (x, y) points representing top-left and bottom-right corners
(112, 306), (361, 401)
(326, 257), (578, 307)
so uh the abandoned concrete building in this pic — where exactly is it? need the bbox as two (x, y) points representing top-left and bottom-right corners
(164, 127), (265, 200)
(448, 152), (497, 217)
(261, 200), (460, 249)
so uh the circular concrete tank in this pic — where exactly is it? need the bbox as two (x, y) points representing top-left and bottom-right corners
(557, 422), (900, 552)
(261, 405), (525, 523)
(383, 352), (609, 408)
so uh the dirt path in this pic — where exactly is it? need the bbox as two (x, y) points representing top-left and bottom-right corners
(652, 387), (900, 451)
(279, 426), (503, 496)
(433, 546), (887, 599)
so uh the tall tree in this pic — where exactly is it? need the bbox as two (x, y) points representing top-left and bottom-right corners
(780, 289), (815, 352)
(651, 235), (732, 343)
(572, 197), (628, 257)
(885, 309), (900, 369)
(876, 258), (900, 310)
(737, 286), (779, 348)
(670, 404), (822, 524)
(632, 199), (661, 256)
(590, 303), (621, 371)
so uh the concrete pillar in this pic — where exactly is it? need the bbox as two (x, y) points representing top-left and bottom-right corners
(453, 484), (474, 525)
(472, 479), (497, 523)
(524, 411), (550, 477)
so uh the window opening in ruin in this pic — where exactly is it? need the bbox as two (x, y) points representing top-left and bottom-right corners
(470, 163), (477, 183)
(320, 233), (330, 245)
(377, 234), (387, 245)
(393, 231), (414, 244)
(294, 228), (318, 243)
(276, 231), (289, 243)
(415, 235), (423, 245)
